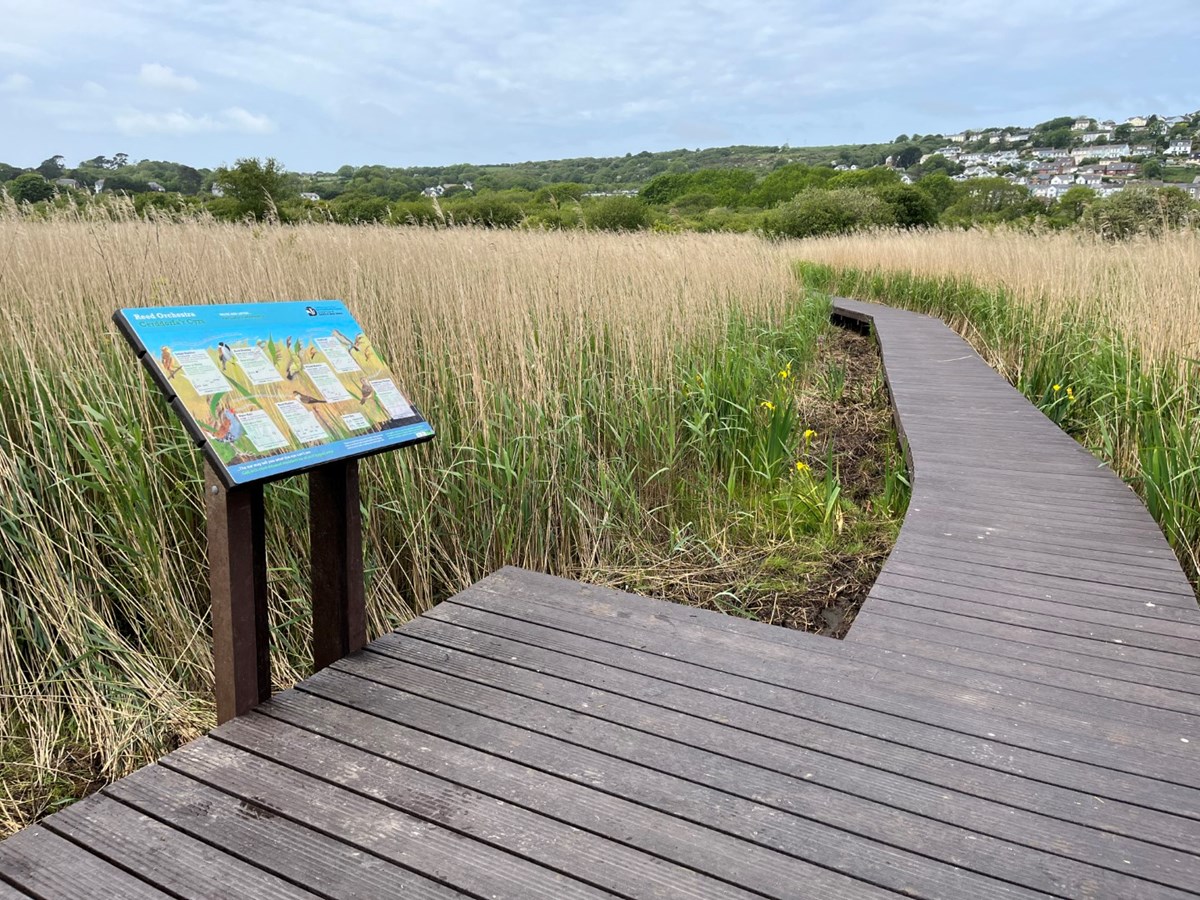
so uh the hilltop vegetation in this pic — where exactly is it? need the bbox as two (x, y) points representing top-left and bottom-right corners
(4, 110), (1200, 239)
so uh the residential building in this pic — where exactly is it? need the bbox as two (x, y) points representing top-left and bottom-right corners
(1166, 139), (1193, 156)
(1072, 117), (1092, 131)
(300, 192), (321, 201)
(1099, 161), (1138, 176)
(1072, 144), (1130, 162)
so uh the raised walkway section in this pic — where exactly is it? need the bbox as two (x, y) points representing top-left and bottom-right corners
(2, 298), (1197, 898)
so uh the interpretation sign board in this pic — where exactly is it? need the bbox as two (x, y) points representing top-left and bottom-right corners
(115, 300), (434, 486)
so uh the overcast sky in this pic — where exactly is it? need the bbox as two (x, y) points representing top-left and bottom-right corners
(2, 1), (1197, 171)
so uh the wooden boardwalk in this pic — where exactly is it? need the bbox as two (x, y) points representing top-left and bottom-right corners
(3, 297), (1198, 898)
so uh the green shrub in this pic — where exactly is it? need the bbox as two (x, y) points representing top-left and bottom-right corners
(443, 196), (524, 228)
(388, 199), (441, 226)
(1082, 186), (1197, 240)
(584, 196), (650, 231)
(761, 188), (894, 239)
(7, 173), (55, 204)
(329, 193), (390, 223)
(875, 184), (937, 228)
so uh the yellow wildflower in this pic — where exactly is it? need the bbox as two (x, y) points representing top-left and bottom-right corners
(795, 461), (810, 473)
(760, 400), (775, 411)
(779, 362), (792, 380)
(1052, 384), (1061, 392)
(1066, 387), (1076, 404)
(803, 428), (817, 442)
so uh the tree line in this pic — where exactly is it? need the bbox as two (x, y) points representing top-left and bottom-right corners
(3, 149), (1197, 241)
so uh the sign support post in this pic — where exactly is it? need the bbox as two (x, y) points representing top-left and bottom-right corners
(309, 458), (366, 670)
(205, 461), (272, 723)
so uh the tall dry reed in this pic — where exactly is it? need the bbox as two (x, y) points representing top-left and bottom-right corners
(796, 228), (1200, 362)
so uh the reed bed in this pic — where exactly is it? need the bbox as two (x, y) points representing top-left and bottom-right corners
(3, 218), (891, 832)
(797, 228), (1200, 363)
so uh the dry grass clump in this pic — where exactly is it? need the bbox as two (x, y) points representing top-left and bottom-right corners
(795, 228), (1200, 363)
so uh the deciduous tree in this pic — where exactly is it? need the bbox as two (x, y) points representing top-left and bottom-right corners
(213, 157), (296, 220)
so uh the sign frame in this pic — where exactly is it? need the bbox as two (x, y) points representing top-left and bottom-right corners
(113, 299), (434, 488)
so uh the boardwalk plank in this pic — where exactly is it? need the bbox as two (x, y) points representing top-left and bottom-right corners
(229, 703), (914, 899)
(323, 646), (1200, 855)
(868, 582), (1200, 654)
(873, 569), (1200, 629)
(380, 618), (1199, 794)
(0, 827), (171, 899)
(427, 595), (1200, 749)
(106, 765), (471, 900)
(42, 792), (323, 900)
(847, 606), (1200, 699)
(161, 738), (624, 900)
(862, 599), (1200, 676)
(205, 718), (769, 900)
(444, 579), (1200, 761)
(297, 664), (1194, 899)
(225, 706), (884, 900)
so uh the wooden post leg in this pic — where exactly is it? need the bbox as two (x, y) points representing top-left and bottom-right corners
(205, 462), (271, 724)
(309, 459), (366, 671)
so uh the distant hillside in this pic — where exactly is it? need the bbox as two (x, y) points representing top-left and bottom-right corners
(304, 137), (949, 195)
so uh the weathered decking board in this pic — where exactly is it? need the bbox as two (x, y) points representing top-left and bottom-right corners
(3, 298), (1198, 898)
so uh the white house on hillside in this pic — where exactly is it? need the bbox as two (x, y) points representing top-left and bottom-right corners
(1072, 144), (1130, 162)
(1166, 139), (1194, 156)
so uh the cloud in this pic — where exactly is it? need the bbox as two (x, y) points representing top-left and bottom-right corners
(114, 106), (277, 136)
(82, 80), (107, 97)
(222, 106), (276, 134)
(138, 63), (198, 91)
(0, 73), (32, 93)
(4, 0), (1200, 168)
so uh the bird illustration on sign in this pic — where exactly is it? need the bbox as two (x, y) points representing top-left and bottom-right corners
(160, 347), (180, 379)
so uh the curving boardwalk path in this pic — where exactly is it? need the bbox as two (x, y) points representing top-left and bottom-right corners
(1, 298), (1198, 899)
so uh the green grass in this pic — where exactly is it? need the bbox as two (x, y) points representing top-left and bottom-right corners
(797, 260), (1200, 592)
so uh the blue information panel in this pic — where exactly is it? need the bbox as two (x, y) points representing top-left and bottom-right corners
(115, 300), (434, 487)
